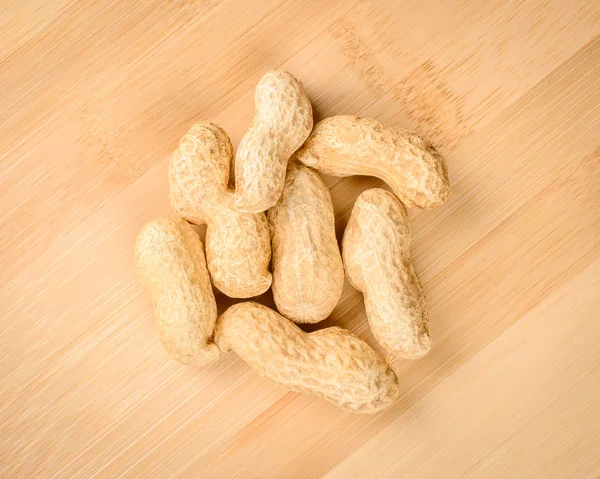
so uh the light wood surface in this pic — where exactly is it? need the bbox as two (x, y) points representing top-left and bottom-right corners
(1, 1), (599, 477)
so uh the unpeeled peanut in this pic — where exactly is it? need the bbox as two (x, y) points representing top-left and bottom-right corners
(170, 122), (272, 298)
(234, 71), (313, 213)
(268, 162), (344, 323)
(296, 115), (450, 209)
(215, 302), (400, 413)
(135, 217), (220, 366)
(342, 189), (431, 359)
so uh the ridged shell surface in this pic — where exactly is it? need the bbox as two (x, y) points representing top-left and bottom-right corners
(296, 115), (449, 209)
(268, 162), (344, 323)
(342, 189), (431, 359)
(135, 217), (220, 366)
(169, 122), (272, 298)
(234, 71), (313, 213)
(215, 302), (400, 413)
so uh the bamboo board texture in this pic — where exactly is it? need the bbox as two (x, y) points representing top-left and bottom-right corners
(1, 1), (600, 477)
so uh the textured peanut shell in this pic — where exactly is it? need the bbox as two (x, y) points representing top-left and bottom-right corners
(296, 115), (450, 209)
(135, 217), (220, 366)
(342, 189), (431, 359)
(215, 302), (400, 413)
(169, 122), (272, 298)
(234, 71), (313, 213)
(268, 162), (344, 323)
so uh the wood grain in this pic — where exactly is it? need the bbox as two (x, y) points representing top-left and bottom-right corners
(1, 0), (599, 477)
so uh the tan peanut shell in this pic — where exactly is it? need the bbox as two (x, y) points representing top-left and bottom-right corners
(135, 217), (220, 366)
(296, 115), (450, 209)
(215, 302), (400, 413)
(342, 189), (431, 359)
(170, 122), (272, 298)
(234, 71), (313, 213)
(268, 162), (344, 323)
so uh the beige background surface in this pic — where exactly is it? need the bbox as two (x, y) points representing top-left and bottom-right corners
(1, 0), (599, 477)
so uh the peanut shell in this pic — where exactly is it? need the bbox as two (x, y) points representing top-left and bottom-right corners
(268, 162), (344, 323)
(234, 71), (313, 213)
(215, 302), (400, 413)
(135, 217), (220, 366)
(342, 189), (431, 359)
(296, 115), (450, 209)
(170, 122), (272, 298)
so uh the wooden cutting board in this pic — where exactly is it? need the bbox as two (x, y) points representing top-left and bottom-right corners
(1, 1), (599, 477)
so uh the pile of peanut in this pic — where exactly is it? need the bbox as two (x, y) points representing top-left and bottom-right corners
(135, 71), (450, 414)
